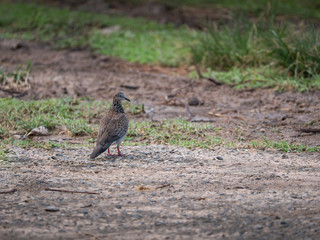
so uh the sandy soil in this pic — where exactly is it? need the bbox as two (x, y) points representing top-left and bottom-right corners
(1, 144), (320, 239)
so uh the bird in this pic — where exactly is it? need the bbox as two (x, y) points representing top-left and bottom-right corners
(90, 92), (130, 159)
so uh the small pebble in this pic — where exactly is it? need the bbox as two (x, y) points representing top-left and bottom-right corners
(216, 156), (224, 160)
(188, 97), (201, 106)
(281, 154), (289, 159)
(45, 206), (59, 212)
(255, 225), (263, 230)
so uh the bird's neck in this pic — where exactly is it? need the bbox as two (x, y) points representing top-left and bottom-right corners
(112, 100), (125, 113)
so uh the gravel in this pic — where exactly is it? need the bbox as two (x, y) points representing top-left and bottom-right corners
(0, 144), (319, 239)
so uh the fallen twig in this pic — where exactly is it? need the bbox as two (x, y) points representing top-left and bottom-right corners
(155, 184), (172, 190)
(300, 128), (320, 133)
(194, 62), (223, 85)
(0, 188), (17, 194)
(45, 188), (99, 195)
(120, 84), (139, 90)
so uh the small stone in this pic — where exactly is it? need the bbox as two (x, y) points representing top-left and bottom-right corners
(115, 204), (122, 209)
(216, 156), (224, 160)
(27, 126), (49, 137)
(188, 97), (201, 106)
(255, 225), (263, 230)
(281, 154), (289, 159)
(51, 156), (57, 159)
(280, 221), (289, 227)
(78, 209), (88, 214)
(45, 206), (59, 212)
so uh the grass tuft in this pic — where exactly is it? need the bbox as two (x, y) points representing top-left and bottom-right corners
(1, 2), (320, 90)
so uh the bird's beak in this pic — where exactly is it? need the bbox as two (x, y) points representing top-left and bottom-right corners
(125, 97), (130, 102)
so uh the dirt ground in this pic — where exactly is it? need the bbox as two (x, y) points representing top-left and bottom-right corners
(1, 36), (320, 239)
(1, 39), (320, 147)
(1, 144), (320, 239)
(1, 13), (320, 238)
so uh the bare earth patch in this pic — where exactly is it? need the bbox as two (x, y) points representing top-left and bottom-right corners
(1, 144), (320, 239)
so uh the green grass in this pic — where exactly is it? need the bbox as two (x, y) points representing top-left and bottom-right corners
(0, 97), (96, 137)
(190, 67), (320, 91)
(0, 2), (195, 66)
(192, 18), (320, 76)
(126, 120), (227, 148)
(0, 98), (318, 161)
(0, 2), (320, 90)
(90, 28), (196, 66)
(0, 61), (32, 86)
(250, 135), (320, 152)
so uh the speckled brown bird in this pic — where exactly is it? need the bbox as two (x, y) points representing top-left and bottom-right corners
(90, 92), (130, 159)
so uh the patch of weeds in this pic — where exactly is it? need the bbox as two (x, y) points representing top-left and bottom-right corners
(0, 98), (94, 137)
(0, 61), (32, 92)
(192, 21), (264, 70)
(191, 7), (320, 89)
(0, 97), (153, 139)
(127, 119), (228, 149)
(258, 134), (320, 152)
(190, 66), (320, 91)
(268, 27), (320, 78)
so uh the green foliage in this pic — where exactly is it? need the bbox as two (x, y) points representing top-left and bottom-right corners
(268, 27), (320, 77)
(0, 98), (101, 137)
(127, 119), (226, 149)
(192, 17), (320, 86)
(90, 29), (195, 66)
(0, 2), (195, 65)
(258, 134), (320, 152)
(0, 2), (320, 90)
(190, 67), (320, 91)
(0, 98), (318, 154)
(192, 22), (263, 70)
(0, 61), (32, 86)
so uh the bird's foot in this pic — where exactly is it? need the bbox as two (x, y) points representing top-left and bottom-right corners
(117, 146), (125, 157)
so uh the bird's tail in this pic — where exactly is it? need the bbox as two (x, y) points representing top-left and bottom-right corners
(90, 143), (109, 159)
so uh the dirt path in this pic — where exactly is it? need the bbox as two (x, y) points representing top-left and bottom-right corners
(1, 144), (320, 239)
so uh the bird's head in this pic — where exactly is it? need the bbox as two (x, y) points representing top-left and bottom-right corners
(114, 92), (130, 102)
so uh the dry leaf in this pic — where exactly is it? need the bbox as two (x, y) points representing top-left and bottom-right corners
(137, 186), (151, 191)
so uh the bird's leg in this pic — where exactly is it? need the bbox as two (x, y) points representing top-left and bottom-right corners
(107, 148), (111, 155)
(117, 145), (125, 157)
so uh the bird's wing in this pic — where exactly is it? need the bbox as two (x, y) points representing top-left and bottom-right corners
(97, 113), (128, 147)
